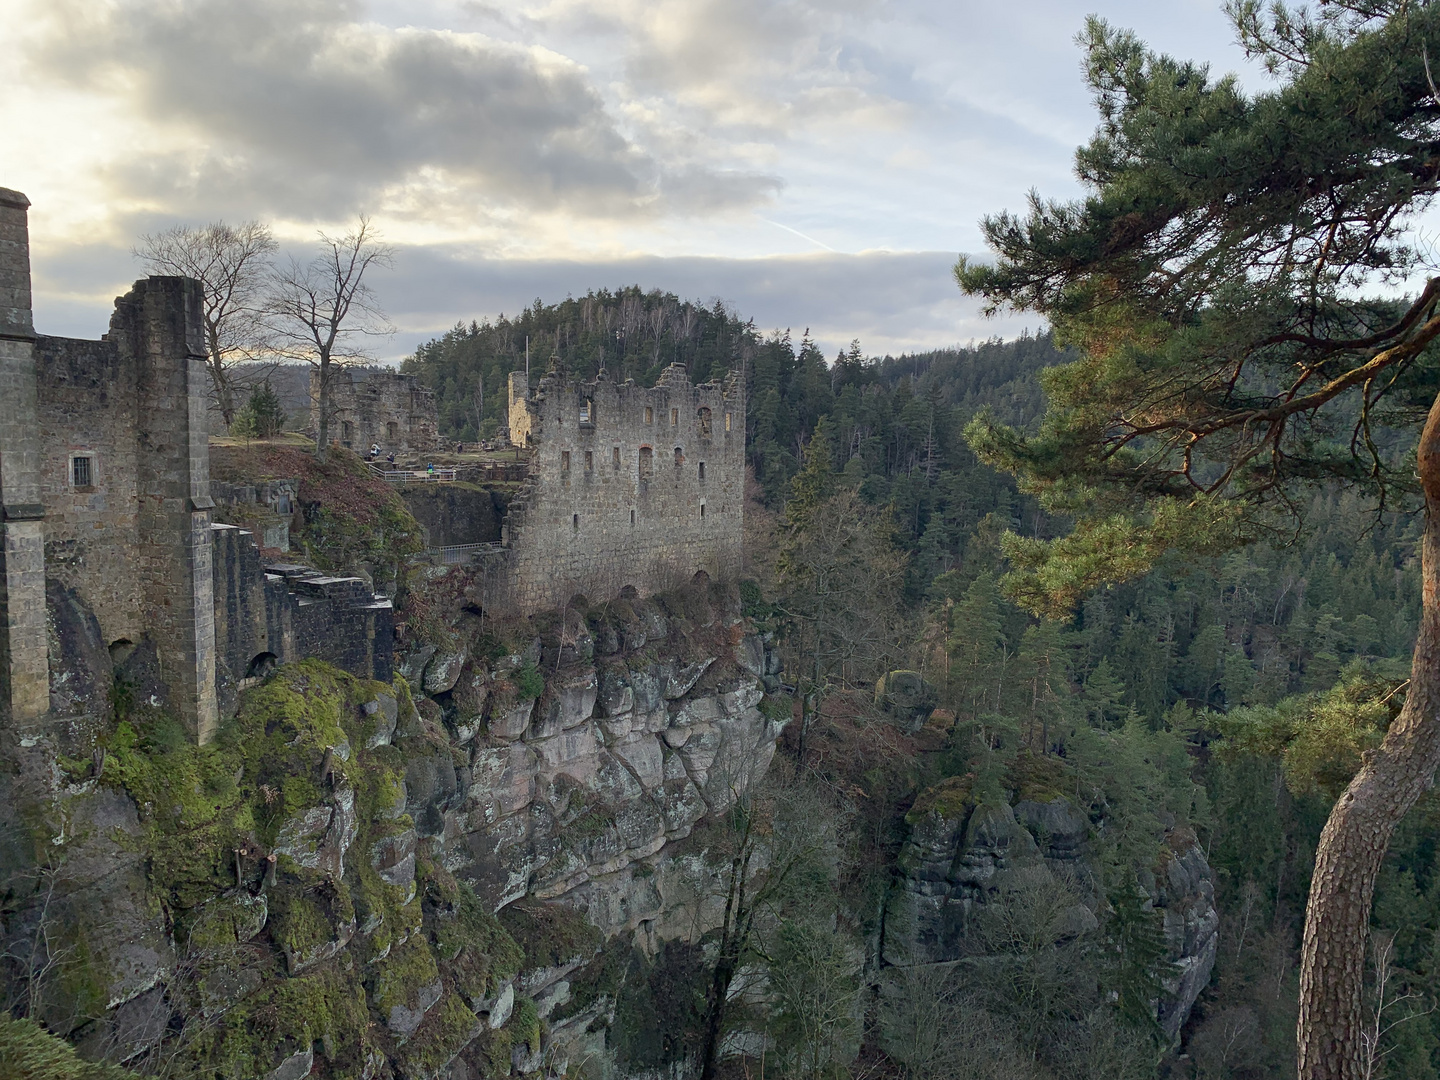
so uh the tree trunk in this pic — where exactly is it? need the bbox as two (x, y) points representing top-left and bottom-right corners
(315, 356), (330, 459)
(1296, 390), (1440, 1080)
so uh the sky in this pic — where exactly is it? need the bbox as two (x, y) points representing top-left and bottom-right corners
(0, 0), (1271, 362)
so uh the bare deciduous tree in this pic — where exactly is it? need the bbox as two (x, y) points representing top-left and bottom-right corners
(134, 222), (276, 428)
(267, 217), (394, 458)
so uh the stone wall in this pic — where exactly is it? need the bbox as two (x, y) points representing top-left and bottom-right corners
(314, 366), (439, 452)
(399, 484), (507, 548)
(487, 363), (744, 615)
(211, 524), (393, 716)
(0, 185), (400, 743)
(0, 189), (50, 728)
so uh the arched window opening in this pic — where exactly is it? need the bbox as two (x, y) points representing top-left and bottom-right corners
(246, 652), (278, 679)
(673, 447), (684, 467)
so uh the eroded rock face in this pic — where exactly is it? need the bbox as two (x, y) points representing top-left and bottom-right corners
(439, 647), (781, 935)
(2, 583), (786, 1080)
(886, 791), (1218, 1037)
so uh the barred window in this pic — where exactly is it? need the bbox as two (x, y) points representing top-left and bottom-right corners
(72, 456), (92, 487)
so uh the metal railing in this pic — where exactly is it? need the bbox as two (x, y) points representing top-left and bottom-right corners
(369, 466), (457, 483)
(435, 542), (491, 564)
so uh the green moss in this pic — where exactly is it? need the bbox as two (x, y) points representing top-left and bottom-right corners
(194, 965), (372, 1080)
(102, 715), (249, 909)
(498, 901), (602, 970)
(509, 993), (542, 1056)
(552, 935), (633, 1023)
(474, 1026), (514, 1080)
(1006, 749), (1067, 804)
(431, 884), (524, 1002)
(395, 993), (483, 1077)
(369, 935), (441, 1018)
(905, 774), (976, 825)
(514, 663), (544, 701)
(0, 1016), (139, 1079)
(759, 693), (793, 724)
(269, 887), (330, 958)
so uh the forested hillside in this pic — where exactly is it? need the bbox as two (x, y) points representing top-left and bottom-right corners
(407, 294), (1438, 1077)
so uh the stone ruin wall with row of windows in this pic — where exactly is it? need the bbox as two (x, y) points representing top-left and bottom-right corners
(481, 362), (745, 615)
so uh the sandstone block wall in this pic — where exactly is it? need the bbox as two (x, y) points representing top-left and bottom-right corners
(1, 185), (400, 743)
(313, 366), (439, 452)
(0, 188), (49, 726)
(211, 524), (393, 716)
(488, 363), (744, 615)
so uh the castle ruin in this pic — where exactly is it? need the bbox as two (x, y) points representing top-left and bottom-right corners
(313, 365), (439, 452)
(472, 360), (745, 614)
(0, 188), (393, 741)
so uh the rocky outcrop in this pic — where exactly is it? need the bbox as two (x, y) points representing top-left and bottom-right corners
(0, 579), (786, 1080)
(886, 784), (1218, 1039)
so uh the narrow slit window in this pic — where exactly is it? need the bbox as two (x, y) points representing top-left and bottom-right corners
(697, 407), (712, 437)
(698, 462), (706, 481)
(674, 447), (683, 466)
(72, 456), (91, 487)
(580, 398), (593, 423)
(645, 406), (653, 424)
(670, 407), (679, 426)
(613, 446), (621, 470)
(585, 450), (593, 471)
(630, 509), (636, 526)
(572, 513), (579, 532)
(700, 503), (706, 518)
(561, 450), (571, 472)
(725, 412), (732, 432)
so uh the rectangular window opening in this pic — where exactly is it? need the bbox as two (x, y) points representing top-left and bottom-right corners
(573, 513), (579, 532)
(700, 503), (706, 518)
(561, 450), (571, 472)
(630, 509), (636, 526)
(645, 406), (653, 424)
(725, 412), (732, 432)
(698, 462), (706, 481)
(585, 450), (593, 471)
(72, 456), (92, 487)
(670, 408), (679, 426)
(613, 446), (621, 470)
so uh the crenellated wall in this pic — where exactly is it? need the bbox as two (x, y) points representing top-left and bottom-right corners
(486, 362), (744, 614)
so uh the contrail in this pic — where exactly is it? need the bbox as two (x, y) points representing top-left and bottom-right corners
(760, 218), (837, 253)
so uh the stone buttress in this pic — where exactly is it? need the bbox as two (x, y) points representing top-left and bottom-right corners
(0, 189), (50, 727)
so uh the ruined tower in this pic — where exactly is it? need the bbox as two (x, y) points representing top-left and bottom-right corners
(0, 189), (51, 727)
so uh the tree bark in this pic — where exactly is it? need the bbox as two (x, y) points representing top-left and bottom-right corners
(315, 356), (330, 459)
(1297, 388), (1440, 1079)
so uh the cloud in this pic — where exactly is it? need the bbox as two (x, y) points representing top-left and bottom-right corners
(376, 245), (1038, 360)
(27, 233), (1035, 363)
(29, 0), (779, 223)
